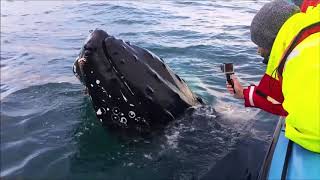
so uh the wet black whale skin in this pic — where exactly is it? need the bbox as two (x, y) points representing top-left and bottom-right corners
(74, 29), (202, 133)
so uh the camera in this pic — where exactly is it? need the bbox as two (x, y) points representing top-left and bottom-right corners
(220, 63), (234, 74)
(220, 63), (235, 93)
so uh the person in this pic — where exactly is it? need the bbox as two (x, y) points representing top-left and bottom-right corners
(226, 0), (320, 153)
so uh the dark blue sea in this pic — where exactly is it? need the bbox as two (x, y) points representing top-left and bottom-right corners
(1, 1), (279, 179)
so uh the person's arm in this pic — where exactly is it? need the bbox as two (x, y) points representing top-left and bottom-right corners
(242, 85), (288, 116)
(227, 75), (288, 116)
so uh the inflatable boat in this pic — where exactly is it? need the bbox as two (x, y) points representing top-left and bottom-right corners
(257, 1), (320, 179)
(259, 118), (320, 179)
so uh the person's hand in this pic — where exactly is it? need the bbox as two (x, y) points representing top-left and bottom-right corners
(226, 74), (244, 99)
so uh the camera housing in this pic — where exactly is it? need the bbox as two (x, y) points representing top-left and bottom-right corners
(220, 63), (234, 74)
(220, 63), (235, 93)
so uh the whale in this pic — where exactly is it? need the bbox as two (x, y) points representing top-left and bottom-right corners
(73, 29), (203, 133)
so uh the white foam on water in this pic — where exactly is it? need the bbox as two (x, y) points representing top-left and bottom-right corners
(143, 153), (153, 160)
(166, 130), (180, 149)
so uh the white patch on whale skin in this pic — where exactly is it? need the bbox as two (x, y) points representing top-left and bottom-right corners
(133, 55), (138, 60)
(112, 67), (119, 74)
(96, 80), (100, 84)
(128, 111), (136, 118)
(100, 119), (103, 122)
(135, 117), (141, 122)
(129, 104), (135, 107)
(78, 57), (87, 63)
(108, 95), (112, 98)
(111, 114), (120, 121)
(120, 44), (127, 50)
(123, 82), (135, 95)
(120, 90), (128, 102)
(73, 65), (77, 73)
(112, 107), (120, 115)
(106, 108), (110, 111)
(120, 117), (127, 124)
(90, 70), (93, 74)
(90, 84), (94, 87)
(96, 108), (102, 115)
(101, 87), (107, 93)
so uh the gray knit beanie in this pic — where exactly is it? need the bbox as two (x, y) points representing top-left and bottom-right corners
(250, 0), (300, 50)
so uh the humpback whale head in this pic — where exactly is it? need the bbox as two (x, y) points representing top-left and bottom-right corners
(73, 29), (202, 133)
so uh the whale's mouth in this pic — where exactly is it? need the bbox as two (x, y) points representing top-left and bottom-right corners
(73, 57), (87, 85)
(73, 31), (95, 85)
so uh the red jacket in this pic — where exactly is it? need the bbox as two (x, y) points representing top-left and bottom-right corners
(243, 74), (288, 116)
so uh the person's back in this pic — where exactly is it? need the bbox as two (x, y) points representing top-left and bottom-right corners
(279, 5), (320, 153)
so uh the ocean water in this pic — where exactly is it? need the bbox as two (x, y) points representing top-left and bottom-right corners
(1, 1), (279, 179)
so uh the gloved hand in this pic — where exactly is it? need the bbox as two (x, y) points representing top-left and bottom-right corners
(226, 74), (244, 99)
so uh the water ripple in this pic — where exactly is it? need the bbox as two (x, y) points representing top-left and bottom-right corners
(1, 147), (55, 177)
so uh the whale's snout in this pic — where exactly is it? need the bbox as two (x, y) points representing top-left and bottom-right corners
(73, 29), (110, 85)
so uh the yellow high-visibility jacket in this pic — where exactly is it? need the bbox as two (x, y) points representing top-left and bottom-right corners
(269, 5), (320, 153)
